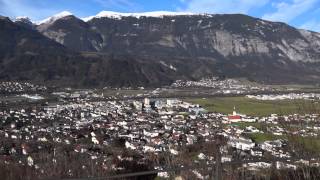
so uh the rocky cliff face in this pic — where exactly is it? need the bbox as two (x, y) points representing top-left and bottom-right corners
(0, 17), (183, 87)
(37, 15), (103, 52)
(1, 13), (320, 87)
(38, 14), (320, 63)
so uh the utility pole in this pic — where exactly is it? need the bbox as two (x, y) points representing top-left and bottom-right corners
(214, 135), (222, 180)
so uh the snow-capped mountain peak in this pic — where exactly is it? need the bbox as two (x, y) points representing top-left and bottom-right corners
(14, 16), (34, 27)
(36, 11), (73, 25)
(15, 16), (31, 22)
(82, 11), (195, 21)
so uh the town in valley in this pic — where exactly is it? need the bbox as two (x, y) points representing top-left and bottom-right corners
(2, 2), (320, 178)
(1, 79), (320, 179)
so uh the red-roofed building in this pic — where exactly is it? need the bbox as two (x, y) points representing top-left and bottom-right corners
(228, 107), (242, 122)
(228, 115), (242, 121)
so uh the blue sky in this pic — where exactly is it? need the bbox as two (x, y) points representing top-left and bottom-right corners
(1, 0), (320, 32)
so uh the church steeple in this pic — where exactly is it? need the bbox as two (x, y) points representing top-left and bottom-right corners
(233, 106), (237, 115)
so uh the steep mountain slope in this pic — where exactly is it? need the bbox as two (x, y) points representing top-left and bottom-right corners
(0, 17), (180, 87)
(1, 12), (320, 87)
(33, 12), (320, 84)
(37, 14), (103, 52)
(0, 16), (68, 58)
(14, 17), (35, 30)
(0, 15), (82, 85)
(38, 13), (320, 63)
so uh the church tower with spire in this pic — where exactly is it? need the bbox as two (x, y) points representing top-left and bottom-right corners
(232, 106), (237, 115)
(228, 106), (242, 122)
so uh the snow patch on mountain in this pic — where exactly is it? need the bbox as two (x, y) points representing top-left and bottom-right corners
(160, 61), (177, 71)
(14, 16), (33, 24)
(82, 11), (195, 21)
(36, 11), (73, 25)
(15, 16), (31, 21)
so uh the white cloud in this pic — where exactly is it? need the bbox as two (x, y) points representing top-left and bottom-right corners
(93, 0), (140, 11)
(181, 0), (270, 14)
(0, 0), (57, 21)
(0, 0), (140, 21)
(300, 19), (320, 32)
(262, 0), (317, 23)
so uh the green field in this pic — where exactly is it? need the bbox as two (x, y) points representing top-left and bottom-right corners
(185, 96), (320, 116)
(247, 133), (285, 143)
(248, 133), (320, 153)
(292, 136), (320, 154)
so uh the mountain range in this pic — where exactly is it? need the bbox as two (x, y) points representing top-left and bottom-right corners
(1, 11), (320, 87)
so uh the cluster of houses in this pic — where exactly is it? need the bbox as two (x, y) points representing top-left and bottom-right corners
(53, 90), (104, 100)
(171, 77), (272, 92)
(0, 93), (320, 178)
(0, 82), (47, 94)
(247, 93), (320, 101)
